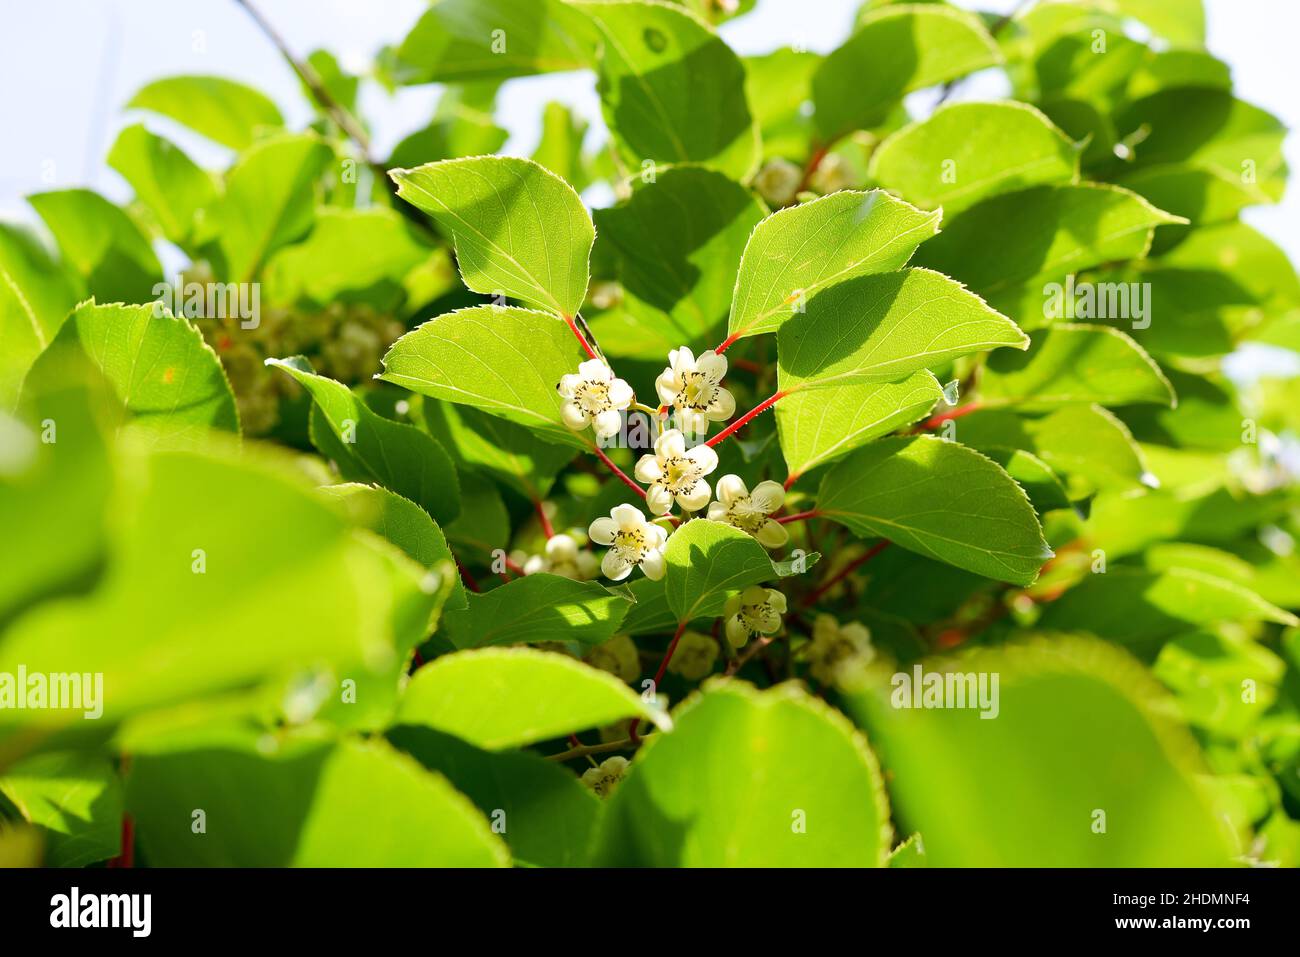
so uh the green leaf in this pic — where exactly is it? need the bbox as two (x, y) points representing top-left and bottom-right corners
(662, 520), (784, 621)
(107, 124), (217, 245)
(573, 0), (758, 179)
(869, 101), (1079, 216)
(532, 101), (591, 192)
(127, 734), (508, 866)
(440, 574), (632, 649)
(1112, 89), (1286, 207)
(776, 269), (1027, 392)
(593, 681), (890, 866)
(979, 324), (1176, 409)
(27, 190), (161, 304)
(391, 156), (593, 317)
(422, 400), (575, 501)
(0, 269), (46, 408)
(126, 75), (284, 150)
(744, 49), (821, 160)
(727, 190), (940, 341)
(817, 435), (1053, 585)
(1039, 567), (1298, 646)
(0, 222), (82, 344)
(26, 302), (238, 446)
(380, 305), (591, 449)
(776, 371), (944, 479)
(813, 4), (1001, 141)
(914, 183), (1184, 316)
(595, 167), (765, 347)
(848, 636), (1235, 866)
(956, 403), (1151, 491)
(0, 752), (122, 867)
(391, 0), (595, 83)
(318, 483), (466, 611)
(982, 447), (1073, 515)
(267, 357), (460, 525)
(263, 207), (434, 310)
(394, 647), (664, 749)
(0, 440), (438, 728)
(212, 134), (332, 283)
(388, 726), (600, 866)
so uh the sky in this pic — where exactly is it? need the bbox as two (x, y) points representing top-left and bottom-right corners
(0, 0), (1296, 262)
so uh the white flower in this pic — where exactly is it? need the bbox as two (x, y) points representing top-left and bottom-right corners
(668, 630), (720, 681)
(521, 533), (598, 580)
(805, 614), (875, 687)
(654, 347), (735, 437)
(707, 475), (789, 549)
(723, 585), (787, 648)
(588, 504), (669, 581)
(558, 358), (633, 440)
(634, 429), (719, 516)
(581, 755), (629, 798)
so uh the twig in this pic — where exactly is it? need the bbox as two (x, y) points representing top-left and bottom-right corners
(629, 620), (688, 744)
(706, 390), (788, 447)
(725, 635), (775, 676)
(547, 737), (638, 763)
(593, 446), (646, 499)
(800, 540), (890, 607)
(776, 509), (821, 525)
(232, 0), (373, 160)
(917, 400), (982, 431)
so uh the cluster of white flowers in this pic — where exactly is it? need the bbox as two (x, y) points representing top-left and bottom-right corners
(804, 614), (876, 687)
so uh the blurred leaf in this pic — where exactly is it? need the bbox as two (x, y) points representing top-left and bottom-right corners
(127, 734), (508, 866)
(0, 752), (121, 867)
(394, 647), (662, 747)
(849, 636), (1234, 866)
(107, 124), (216, 246)
(532, 102), (590, 191)
(391, 0), (595, 83)
(388, 726), (599, 866)
(213, 133), (332, 282)
(28, 190), (161, 304)
(593, 681), (890, 866)
(127, 75), (284, 150)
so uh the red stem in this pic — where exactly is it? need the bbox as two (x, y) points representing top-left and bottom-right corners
(533, 498), (554, 539)
(801, 540), (890, 607)
(706, 390), (787, 447)
(593, 445), (646, 499)
(454, 557), (481, 593)
(783, 471), (801, 491)
(776, 509), (821, 525)
(714, 331), (742, 355)
(629, 620), (689, 744)
(920, 400), (982, 431)
(563, 313), (598, 360)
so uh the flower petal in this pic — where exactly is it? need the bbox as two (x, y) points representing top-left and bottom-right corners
(708, 386), (736, 420)
(656, 428), (686, 460)
(633, 454), (663, 483)
(686, 442), (718, 475)
(696, 350), (727, 383)
(725, 616), (749, 648)
(602, 549), (634, 581)
(608, 378), (634, 408)
(716, 474), (748, 505)
(593, 409), (623, 439)
(750, 480), (785, 514)
(646, 483), (674, 516)
(639, 549), (666, 581)
(677, 480), (711, 513)
(706, 501), (727, 522)
(756, 519), (789, 549)
(588, 516), (618, 545)
(612, 503), (646, 531)
(579, 358), (610, 381)
(561, 402), (590, 431)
